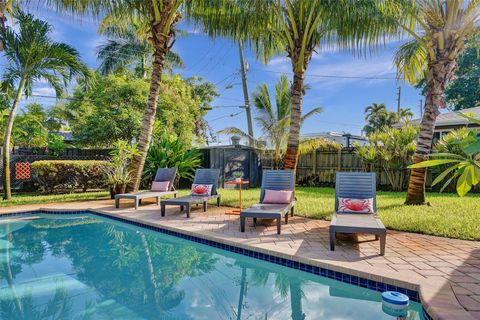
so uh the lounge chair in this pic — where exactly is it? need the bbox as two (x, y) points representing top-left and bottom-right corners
(240, 170), (295, 235)
(115, 168), (178, 210)
(330, 172), (386, 255)
(160, 168), (221, 218)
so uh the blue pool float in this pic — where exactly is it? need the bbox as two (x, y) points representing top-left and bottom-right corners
(382, 291), (409, 310)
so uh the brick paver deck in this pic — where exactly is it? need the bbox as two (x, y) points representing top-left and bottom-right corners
(2, 199), (479, 319)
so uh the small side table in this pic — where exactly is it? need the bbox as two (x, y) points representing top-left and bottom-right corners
(225, 179), (250, 215)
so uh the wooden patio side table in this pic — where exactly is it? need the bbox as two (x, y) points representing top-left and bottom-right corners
(224, 179), (250, 215)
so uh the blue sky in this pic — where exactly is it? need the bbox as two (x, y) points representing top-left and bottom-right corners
(7, 5), (425, 142)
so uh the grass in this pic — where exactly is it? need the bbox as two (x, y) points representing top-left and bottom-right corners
(2, 187), (479, 240)
(0, 191), (110, 207)
(212, 187), (480, 241)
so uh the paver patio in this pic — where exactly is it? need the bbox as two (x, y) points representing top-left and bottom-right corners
(2, 199), (480, 319)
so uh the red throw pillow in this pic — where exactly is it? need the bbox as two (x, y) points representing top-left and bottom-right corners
(191, 184), (213, 196)
(338, 197), (374, 213)
(262, 189), (292, 204)
(151, 181), (170, 192)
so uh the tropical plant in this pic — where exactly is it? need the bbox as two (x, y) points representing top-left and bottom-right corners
(363, 103), (413, 134)
(143, 135), (201, 187)
(0, 0), (14, 50)
(435, 127), (474, 155)
(106, 140), (140, 195)
(356, 125), (418, 191)
(393, 0), (480, 204)
(97, 23), (184, 78)
(219, 75), (339, 169)
(409, 113), (480, 196)
(193, 0), (400, 170)
(50, 0), (235, 192)
(0, 9), (90, 199)
(415, 32), (480, 110)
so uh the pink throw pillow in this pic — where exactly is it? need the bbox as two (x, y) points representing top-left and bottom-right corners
(262, 189), (292, 204)
(151, 181), (170, 192)
(338, 197), (374, 213)
(191, 184), (213, 196)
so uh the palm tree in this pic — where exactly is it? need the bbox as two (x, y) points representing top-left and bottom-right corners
(0, 9), (89, 199)
(363, 103), (413, 134)
(394, 0), (479, 204)
(399, 107), (414, 121)
(0, 0), (13, 50)
(97, 23), (184, 78)
(50, 0), (237, 192)
(193, 0), (400, 170)
(219, 75), (337, 169)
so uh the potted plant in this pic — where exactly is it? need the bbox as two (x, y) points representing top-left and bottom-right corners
(106, 140), (139, 198)
(233, 171), (244, 182)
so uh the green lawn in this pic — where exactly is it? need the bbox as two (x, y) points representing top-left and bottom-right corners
(0, 191), (110, 207)
(212, 187), (480, 241)
(2, 187), (479, 241)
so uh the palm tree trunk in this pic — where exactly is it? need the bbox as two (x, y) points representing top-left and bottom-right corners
(284, 71), (305, 170)
(290, 280), (305, 320)
(405, 60), (453, 205)
(5, 225), (24, 316)
(0, 0), (6, 51)
(127, 23), (173, 192)
(3, 78), (25, 200)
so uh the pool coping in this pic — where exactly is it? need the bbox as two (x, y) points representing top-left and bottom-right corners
(2, 207), (475, 320)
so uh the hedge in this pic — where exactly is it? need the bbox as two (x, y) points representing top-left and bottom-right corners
(31, 160), (111, 193)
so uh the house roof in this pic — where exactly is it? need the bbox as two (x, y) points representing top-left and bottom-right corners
(395, 107), (480, 128)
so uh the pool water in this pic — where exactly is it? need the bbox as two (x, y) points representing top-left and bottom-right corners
(0, 214), (424, 319)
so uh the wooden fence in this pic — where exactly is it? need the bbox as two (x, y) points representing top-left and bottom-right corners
(259, 148), (429, 190)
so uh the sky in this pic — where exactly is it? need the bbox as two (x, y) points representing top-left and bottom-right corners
(4, 5), (427, 144)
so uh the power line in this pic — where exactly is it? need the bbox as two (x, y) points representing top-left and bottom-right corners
(209, 110), (243, 122)
(261, 69), (480, 80)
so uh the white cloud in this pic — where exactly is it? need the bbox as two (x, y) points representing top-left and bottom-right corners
(32, 87), (57, 97)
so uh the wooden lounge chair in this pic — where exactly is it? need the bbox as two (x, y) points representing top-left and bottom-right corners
(330, 172), (386, 255)
(240, 170), (295, 235)
(160, 169), (221, 218)
(115, 168), (178, 210)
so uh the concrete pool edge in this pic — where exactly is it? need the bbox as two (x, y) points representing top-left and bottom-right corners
(2, 207), (473, 320)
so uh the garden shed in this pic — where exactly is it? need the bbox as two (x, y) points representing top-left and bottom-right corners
(198, 140), (262, 188)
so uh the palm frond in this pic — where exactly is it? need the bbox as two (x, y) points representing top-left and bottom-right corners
(301, 107), (322, 123)
(394, 37), (427, 84)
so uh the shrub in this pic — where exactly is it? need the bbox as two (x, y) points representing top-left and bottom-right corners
(143, 136), (201, 187)
(31, 160), (111, 193)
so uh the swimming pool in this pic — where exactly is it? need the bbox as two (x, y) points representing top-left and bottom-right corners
(0, 212), (425, 319)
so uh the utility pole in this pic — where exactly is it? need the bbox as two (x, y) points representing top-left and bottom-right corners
(396, 86), (401, 114)
(238, 42), (254, 147)
(419, 99), (423, 117)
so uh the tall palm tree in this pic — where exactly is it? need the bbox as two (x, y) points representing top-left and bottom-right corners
(50, 0), (236, 192)
(0, 9), (89, 199)
(219, 75), (335, 169)
(193, 0), (401, 170)
(394, 0), (479, 204)
(97, 23), (184, 78)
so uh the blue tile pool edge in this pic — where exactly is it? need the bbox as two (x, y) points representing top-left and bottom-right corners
(2, 209), (433, 320)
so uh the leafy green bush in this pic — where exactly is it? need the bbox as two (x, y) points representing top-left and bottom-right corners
(143, 136), (201, 187)
(355, 124), (418, 191)
(31, 160), (111, 193)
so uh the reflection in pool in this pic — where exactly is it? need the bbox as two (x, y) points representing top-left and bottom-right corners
(0, 214), (424, 319)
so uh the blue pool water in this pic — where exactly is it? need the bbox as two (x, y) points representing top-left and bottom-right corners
(0, 213), (425, 319)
